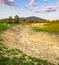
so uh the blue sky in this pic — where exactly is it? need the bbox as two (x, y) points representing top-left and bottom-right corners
(0, 0), (59, 20)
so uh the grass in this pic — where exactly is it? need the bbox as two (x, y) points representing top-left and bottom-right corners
(0, 23), (14, 33)
(32, 23), (59, 33)
(19, 54), (26, 61)
(22, 61), (34, 65)
(0, 23), (9, 33)
(42, 23), (59, 32)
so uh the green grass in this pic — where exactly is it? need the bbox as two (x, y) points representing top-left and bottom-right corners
(0, 23), (8, 33)
(0, 23), (14, 33)
(22, 61), (34, 65)
(32, 23), (59, 33)
(42, 23), (59, 32)
(19, 54), (26, 61)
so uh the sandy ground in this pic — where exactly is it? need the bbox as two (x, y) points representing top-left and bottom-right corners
(1, 24), (59, 64)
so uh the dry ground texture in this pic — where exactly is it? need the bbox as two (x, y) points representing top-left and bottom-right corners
(1, 23), (59, 64)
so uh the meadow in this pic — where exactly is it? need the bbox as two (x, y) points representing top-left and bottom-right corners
(0, 23), (14, 33)
(32, 23), (59, 33)
(0, 23), (8, 33)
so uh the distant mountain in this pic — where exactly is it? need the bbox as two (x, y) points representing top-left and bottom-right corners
(20, 16), (46, 21)
(1, 16), (46, 23)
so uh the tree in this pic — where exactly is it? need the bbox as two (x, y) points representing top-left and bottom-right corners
(7, 16), (13, 23)
(14, 15), (20, 23)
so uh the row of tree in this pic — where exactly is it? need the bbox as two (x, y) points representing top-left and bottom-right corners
(0, 15), (59, 23)
(7, 15), (20, 23)
(5, 15), (59, 23)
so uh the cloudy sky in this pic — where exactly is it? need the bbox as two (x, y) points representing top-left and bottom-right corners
(0, 0), (59, 20)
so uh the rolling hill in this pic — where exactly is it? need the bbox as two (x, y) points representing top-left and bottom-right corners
(1, 16), (46, 23)
(20, 16), (46, 22)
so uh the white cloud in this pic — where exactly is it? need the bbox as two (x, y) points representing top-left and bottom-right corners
(44, 6), (56, 12)
(25, 0), (40, 13)
(0, 0), (16, 7)
(8, 0), (14, 2)
(27, 0), (36, 6)
(25, 0), (59, 13)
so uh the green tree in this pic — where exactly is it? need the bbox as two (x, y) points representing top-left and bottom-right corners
(7, 16), (13, 23)
(14, 15), (20, 23)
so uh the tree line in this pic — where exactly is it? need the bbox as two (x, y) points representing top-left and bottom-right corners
(0, 15), (59, 23)
(0, 15), (20, 23)
(7, 15), (20, 23)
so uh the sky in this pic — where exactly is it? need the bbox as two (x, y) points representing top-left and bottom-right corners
(0, 0), (59, 20)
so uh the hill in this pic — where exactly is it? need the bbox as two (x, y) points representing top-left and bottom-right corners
(20, 16), (46, 22)
(1, 16), (46, 23)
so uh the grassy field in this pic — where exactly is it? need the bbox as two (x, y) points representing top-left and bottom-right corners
(0, 23), (14, 33)
(1, 22), (59, 33)
(32, 23), (59, 33)
(0, 23), (8, 33)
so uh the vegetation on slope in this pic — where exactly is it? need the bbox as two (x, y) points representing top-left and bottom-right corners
(0, 40), (56, 65)
(0, 23), (9, 33)
(0, 23), (14, 33)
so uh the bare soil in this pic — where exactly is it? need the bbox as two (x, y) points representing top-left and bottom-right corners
(1, 24), (59, 64)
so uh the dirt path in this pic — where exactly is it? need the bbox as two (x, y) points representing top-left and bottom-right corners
(1, 24), (59, 64)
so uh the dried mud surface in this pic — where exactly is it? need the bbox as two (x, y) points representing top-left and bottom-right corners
(1, 24), (59, 64)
